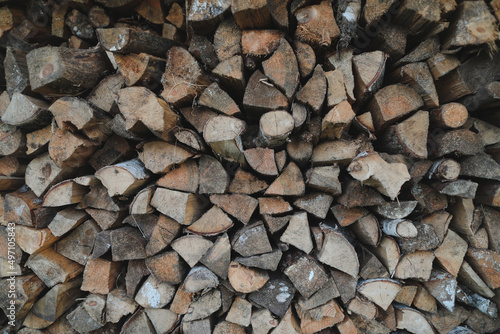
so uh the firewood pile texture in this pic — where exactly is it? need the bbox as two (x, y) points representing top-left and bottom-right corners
(2, 0), (500, 333)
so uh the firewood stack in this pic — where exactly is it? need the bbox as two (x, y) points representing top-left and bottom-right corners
(1, 0), (500, 333)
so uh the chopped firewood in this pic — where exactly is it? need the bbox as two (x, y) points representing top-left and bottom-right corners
(265, 162), (305, 196)
(259, 110), (295, 147)
(2, 93), (50, 131)
(189, 35), (219, 71)
(435, 229), (468, 277)
(228, 262), (269, 293)
(284, 255), (328, 298)
(317, 225), (359, 277)
(225, 296), (252, 327)
(321, 101), (355, 140)
(476, 181), (500, 208)
(146, 250), (187, 284)
(286, 136), (313, 168)
(427, 52), (461, 80)
(413, 284), (437, 313)
(23, 278), (83, 329)
(213, 17), (241, 62)
(460, 153), (500, 182)
(26, 247), (83, 288)
(374, 201), (417, 219)
(209, 193), (258, 224)
(183, 266), (219, 293)
(48, 128), (99, 168)
(235, 249), (282, 271)
(262, 38), (299, 99)
(248, 277), (295, 318)
(458, 261), (495, 298)
(391, 62), (439, 109)
(430, 102), (468, 129)
(466, 248), (500, 289)
(394, 251), (435, 280)
(394, 285), (418, 306)
(352, 50), (387, 104)
(203, 115), (246, 164)
(347, 295), (378, 320)
(398, 222), (440, 254)
(109, 226), (146, 261)
(263, 214), (291, 234)
(271, 306), (301, 334)
(244, 147), (278, 176)
(232, 221), (272, 257)
(27, 46), (110, 96)
(423, 270), (457, 312)
(150, 187), (206, 225)
(369, 84), (424, 130)
(231, 0), (271, 29)
(80, 258), (122, 294)
(412, 183), (448, 214)
(395, 305), (435, 334)
(296, 298), (345, 334)
(349, 214), (380, 247)
(95, 159), (150, 197)
(135, 275), (176, 309)
(198, 82), (240, 116)
(381, 219), (417, 238)
(171, 235), (212, 268)
(348, 151), (411, 199)
(169, 283), (194, 314)
(243, 70), (289, 118)
(200, 233), (231, 279)
(324, 69), (347, 108)
(293, 193), (333, 219)
(280, 211), (313, 254)
(311, 139), (362, 166)
(183, 288), (222, 321)
(293, 40), (315, 79)
(186, 205), (233, 236)
(54, 219), (99, 265)
(251, 309), (279, 334)
(305, 165), (342, 195)
(259, 196), (292, 215)
(443, 0), (499, 50)
(296, 65), (326, 114)
(241, 29), (284, 58)
(295, 1), (340, 48)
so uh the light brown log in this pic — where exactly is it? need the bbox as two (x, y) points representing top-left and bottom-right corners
(48, 207), (88, 237)
(311, 139), (363, 166)
(296, 65), (326, 114)
(321, 101), (355, 140)
(186, 205), (233, 236)
(243, 69), (289, 118)
(295, 1), (340, 48)
(228, 261), (269, 293)
(434, 229), (468, 277)
(395, 305), (434, 334)
(212, 55), (245, 99)
(430, 102), (468, 129)
(198, 82), (241, 116)
(157, 159), (199, 193)
(229, 167), (269, 194)
(265, 162), (305, 196)
(262, 38), (299, 99)
(352, 50), (387, 104)
(203, 115), (246, 164)
(318, 225), (359, 277)
(394, 251), (435, 281)
(54, 219), (99, 265)
(259, 110), (295, 147)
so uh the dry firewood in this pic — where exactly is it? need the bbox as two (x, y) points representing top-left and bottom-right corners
(395, 304), (435, 334)
(212, 55), (246, 99)
(160, 46), (210, 107)
(359, 247), (390, 279)
(312, 139), (362, 166)
(443, 0), (498, 50)
(296, 298), (345, 334)
(398, 222), (440, 254)
(189, 35), (219, 71)
(433, 229), (467, 277)
(81, 258), (122, 295)
(272, 306), (301, 334)
(460, 153), (500, 182)
(146, 250), (187, 284)
(392, 36), (440, 70)
(117, 86), (180, 141)
(427, 306), (470, 334)
(394, 285), (418, 306)
(369, 24), (408, 62)
(259, 196), (292, 215)
(24, 153), (74, 197)
(351, 50), (387, 105)
(138, 141), (193, 174)
(156, 159), (199, 193)
(95, 159), (150, 197)
(423, 270), (457, 312)
(198, 82), (240, 116)
(331, 204), (368, 227)
(428, 158), (461, 181)
(370, 236), (400, 275)
(129, 186), (154, 215)
(0, 7), (24, 36)
(265, 162), (305, 196)
(251, 309), (279, 334)
(210, 194), (258, 224)
(369, 84), (424, 130)
(2, 93), (50, 131)
(123, 259), (149, 298)
(65, 9), (94, 41)
(337, 178), (387, 208)
(357, 279), (401, 310)
(186, 205), (233, 236)
(430, 103), (468, 129)
(199, 233), (230, 279)
(432, 129), (484, 157)
(242, 29), (286, 58)
(182, 318), (212, 334)
(381, 219), (417, 238)
(15, 224), (60, 254)
(295, 1), (340, 48)
(225, 296), (251, 326)
(321, 101), (355, 140)
(458, 261), (495, 298)
(86, 73), (125, 113)
(436, 52), (500, 103)
(198, 154), (229, 194)
(228, 261), (269, 293)
(432, 179), (478, 199)
(151, 188), (206, 225)
(213, 17), (241, 64)
(244, 147), (278, 176)
(293, 193), (333, 219)
(26, 45), (110, 96)
(120, 309), (155, 334)
(286, 136), (312, 168)
(235, 248), (282, 271)
(258, 110), (295, 147)
(231, 0), (271, 29)
(305, 165), (341, 195)
(466, 248), (500, 289)
(203, 115), (246, 164)
(293, 40), (315, 79)
(81, 181), (121, 212)
(348, 151), (411, 199)
(347, 295), (378, 320)
(48, 128), (99, 168)
(229, 167), (269, 194)
(113, 52), (164, 88)
(462, 81), (500, 112)
(23, 278), (83, 329)
(183, 266), (219, 293)
(231, 221), (272, 257)
(295, 65), (326, 114)
(173, 128), (206, 152)
(53, 219), (99, 265)
(391, 62), (439, 109)
(464, 117), (500, 146)
(394, 250), (434, 281)
(278, 211), (312, 253)
(0, 122), (25, 157)
(134, 274), (176, 309)
(427, 52), (461, 80)
(324, 69), (347, 109)
(88, 5), (111, 28)
(350, 214), (380, 247)
(106, 288), (138, 323)
(132, 0), (163, 24)
(482, 207), (500, 252)
(374, 201), (417, 219)
(316, 225), (359, 277)
(47, 207), (88, 237)
(25, 247), (83, 288)
(4, 47), (30, 98)
(183, 288), (221, 321)
(262, 38), (299, 99)
(411, 183), (448, 214)
(284, 255), (328, 299)
(413, 283), (438, 313)
(243, 70), (289, 117)
(110, 226), (146, 261)
(0, 273), (44, 323)
(476, 181), (500, 208)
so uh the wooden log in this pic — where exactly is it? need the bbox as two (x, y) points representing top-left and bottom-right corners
(86, 73), (125, 113)
(25, 153), (75, 198)
(430, 103), (468, 129)
(317, 225), (359, 277)
(382, 219), (417, 238)
(109, 226), (146, 261)
(203, 115), (246, 164)
(198, 82), (240, 116)
(280, 211), (313, 254)
(134, 274), (175, 309)
(272, 306), (301, 334)
(229, 167), (268, 194)
(294, 193), (333, 219)
(26, 247), (83, 288)
(262, 38), (299, 99)
(259, 110), (295, 147)
(374, 201), (417, 219)
(189, 35), (219, 71)
(213, 18), (241, 63)
(442, 0), (499, 50)
(305, 165), (342, 195)
(4, 47), (30, 98)
(295, 1), (340, 48)
(321, 101), (355, 140)
(394, 250), (434, 280)
(296, 65), (326, 114)
(423, 270), (457, 312)
(138, 141), (193, 174)
(265, 162), (305, 196)
(2, 93), (50, 131)
(212, 55), (246, 99)
(228, 261), (269, 293)
(48, 207), (88, 237)
(54, 219), (99, 265)
(198, 154), (230, 194)
(293, 40), (315, 79)
(427, 52), (461, 80)
(395, 305), (434, 334)
(349, 213), (380, 247)
(48, 128), (99, 168)
(368, 84), (424, 130)
(368, 236), (400, 275)
(95, 159), (150, 197)
(183, 288), (221, 321)
(231, 0), (271, 29)
(259, 196), (292, 215)
(251, 309), (279, 334)
(352, 50), (387, 104)
(243, 70), (289, 118)
(146, 250), (187, 284)
(413, 283), (437, 313)
(244, 147), (278, 176)
(26, 46), (110, 96)
(157, 159), (199, 193)
(23, 278), (83, 329)
(186, 205), (233, 236)
(348, 151), (410, 199)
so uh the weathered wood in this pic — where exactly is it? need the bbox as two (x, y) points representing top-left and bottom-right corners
(25, 153), (75, 197)
(204, 115), (246, 164)
(198, 82), (240, 116)
(2, 93), (50, 131)
(262, 38), (299, 99)
(295, 1), (340, 48)
(352, 50), (387, 104)
(151, 187), (206, 225)
(321, 101), (355, 140)
(27, 46), (110, 96)
(243, 70), (289, 118)
(435, 229), (468, 277)
(54, 219), (99, 265)
(293, 40), (316, 79)
(231, 0), (271, 29)
(265, 162), (305, 196)
(186, 205), (233, 236)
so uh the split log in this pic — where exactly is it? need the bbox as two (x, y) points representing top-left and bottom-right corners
(232, 221), (272, 256)
(2, 93), (51, 131)
(228, 262), (269, 293)
(212, 55), (246, 98)
(48, 128), (99, 168)
(427, 52), (461, 80)
(390, 62), (439, 109)
(157, 159), (199, 193)
(262, 38), (299, 99)
(185, 205), (233, 236)
(280, 211), (313, 254)
(430, 103), (468, 129)
(203, 115), (246, 164)
(243, 70), (289, 117)
(293, 40), (316, 79)
(265, 162), (305, 196)
(321, 101), (355, 140)
(138, 141), (193, 174)
(25, 153), (75, 197)
(352, 50), (387, 104)
(26, 247), (83, 287)
(189, 35), (219, 71)
(295, 1), (340, 48)
(296, 65), (326, 114)
(96, 159), (150, 197)
(395, 305), (435, 334)
(198, 82), (241, 116)
(231, 0), (271, 29)
(26, 46), (110, 96)
(318, 225), (359, 277)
